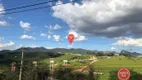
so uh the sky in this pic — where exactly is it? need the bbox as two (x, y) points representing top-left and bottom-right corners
(0, 0), (142, 53)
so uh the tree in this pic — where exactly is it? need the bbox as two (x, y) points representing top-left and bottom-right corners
(88, 66), (100, 80)
(64, 72), (87, 80)
(2, 71), (19, 80)
(1, 62), (50, 80)
(53, 67), (88, 80)
(96, 52), (104, 56)
(106, 53), (114, 56)
(53, 67), (72, 80)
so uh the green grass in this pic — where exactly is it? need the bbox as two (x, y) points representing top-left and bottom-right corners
(41, 54), (142, 80)
(92, 56), (142, 80)
(70, 61), (88, 66)
(0, 65), (9, 71)
(40, 53), (90, 67)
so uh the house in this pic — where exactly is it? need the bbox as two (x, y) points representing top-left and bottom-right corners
(57, 52), (64, 55)
(32, 61), (38, 66)
(138, 55), (142, 57)
(115, 54), (120, 56)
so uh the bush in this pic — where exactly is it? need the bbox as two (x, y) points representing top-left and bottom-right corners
(54, 67), (96, 80)
(88, 66), (100, 80)
(53, 67), (73, 80)
(64, 72), (88, 80)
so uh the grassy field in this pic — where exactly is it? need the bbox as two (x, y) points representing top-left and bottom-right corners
(92, 56), (142, 80)
(40, 53), (90, 67)
(40, 54), (142, 80)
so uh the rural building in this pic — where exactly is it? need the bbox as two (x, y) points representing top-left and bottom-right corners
(115, 54), (120, 56)
(57, 52), (64, 55)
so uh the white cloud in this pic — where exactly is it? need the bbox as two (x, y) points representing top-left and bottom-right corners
(20, 44), (23, 48)
(0, 21), (8, 26)
(40, 33), (47, 37)
(56, 0), (63, 5)
(27, 44), (39, 48)
(0, 37), (4, 41)
(0, 4), (4, 13)
(20, 21), (31, 31)
(0, 4), (5, 14)
(0, 4), (8, 27)
(113, 36), (129, 40)
(15, 44), (39, 49)
(0, 41), (15, 48)
(52, 0), (142, 38)
(53, 24), (62, 30)
(76, 35), (86, 41)
(48, 30), (53, 34)
(113, 37), (142, 47)
(20, 34), (36, 40)
(46, 47), (54, 49)
(46, 24), (62, 34)
(68, 30), (86, 41)
(49, 25), (52, 29)
(14, 44), (22, 50)
(69, 30), (78, 38)
(67, 44), (73, 49)
(111, 47), (116, 50)
(47, 25), (53, 34)
(48, 35), (51, 39)
(53, 35), (60, 42)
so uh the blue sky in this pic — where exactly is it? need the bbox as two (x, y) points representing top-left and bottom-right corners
(0, 0), (142, 53)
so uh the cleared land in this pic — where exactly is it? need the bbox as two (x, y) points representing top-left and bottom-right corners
(92, 56), (142, 80)
(40, 53), (91, 69)
(41, 54), (142, 80)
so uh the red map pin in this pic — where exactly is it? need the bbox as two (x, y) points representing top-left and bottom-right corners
(68, 34), (74, 44)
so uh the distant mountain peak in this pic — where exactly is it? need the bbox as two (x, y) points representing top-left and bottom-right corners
(120, 50), (141, 56)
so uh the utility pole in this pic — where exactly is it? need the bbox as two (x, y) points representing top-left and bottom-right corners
(19, 48), (24, 80)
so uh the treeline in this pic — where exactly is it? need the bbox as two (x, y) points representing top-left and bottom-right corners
(86, 51), (138, 57)
(119, 53), (133, 57)
(0, 51), (63, 64)
(0, 64), (100, 80)
(86, 51), (115, 56)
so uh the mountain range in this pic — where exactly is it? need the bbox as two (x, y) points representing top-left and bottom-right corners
(120, 50), (141, 56)
(0, 47), (141, 56)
